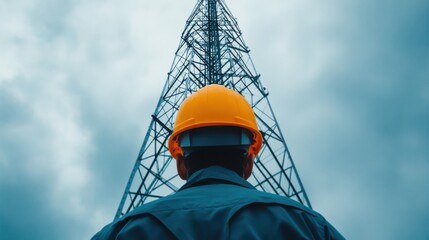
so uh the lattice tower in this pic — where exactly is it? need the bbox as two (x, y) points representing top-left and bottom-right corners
(115, 0), (311, 219)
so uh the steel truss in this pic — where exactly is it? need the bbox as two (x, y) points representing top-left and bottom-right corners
(115, 0), (311, 219)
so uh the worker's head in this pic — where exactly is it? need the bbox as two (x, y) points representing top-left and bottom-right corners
(168, 84), (262, 180)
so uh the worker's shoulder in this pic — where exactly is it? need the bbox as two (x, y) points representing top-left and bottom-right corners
(241, 186), (323, 218)
(128, 182), (320, 219)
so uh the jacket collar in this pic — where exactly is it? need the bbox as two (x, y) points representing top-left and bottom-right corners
(179, 166), (255, 191)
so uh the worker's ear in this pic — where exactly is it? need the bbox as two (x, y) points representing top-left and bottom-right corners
(176, 155), (188, 180)
(243, 153), (255, 179)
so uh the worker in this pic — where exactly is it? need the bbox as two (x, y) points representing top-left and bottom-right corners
(92, 84), (345, 239)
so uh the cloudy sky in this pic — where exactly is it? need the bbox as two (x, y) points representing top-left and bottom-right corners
(1, 0), (428, 239)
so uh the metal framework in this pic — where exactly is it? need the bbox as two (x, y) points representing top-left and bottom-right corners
(115, 0), (311, 219)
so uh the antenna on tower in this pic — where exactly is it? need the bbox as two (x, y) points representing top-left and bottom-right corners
(115, 0), (311, 220)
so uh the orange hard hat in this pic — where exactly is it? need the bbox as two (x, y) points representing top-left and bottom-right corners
(168, 84), (263, 159)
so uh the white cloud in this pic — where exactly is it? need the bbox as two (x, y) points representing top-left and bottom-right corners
(30, 75), (92, 212)
(0, 2), (36, 84)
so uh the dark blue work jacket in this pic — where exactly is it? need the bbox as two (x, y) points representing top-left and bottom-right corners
(92, 166), (345, 240)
